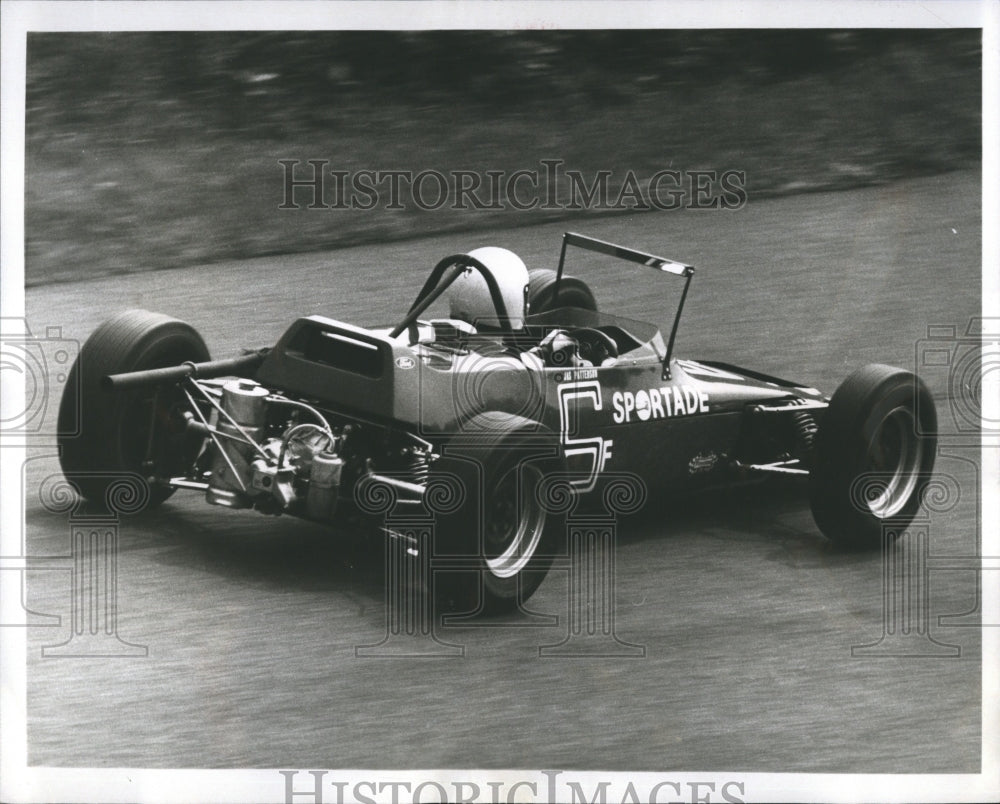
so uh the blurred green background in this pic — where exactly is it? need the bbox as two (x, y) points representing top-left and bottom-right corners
(25, 30), (981, 285)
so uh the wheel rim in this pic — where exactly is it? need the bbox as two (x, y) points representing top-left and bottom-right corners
(863, 405), (924, 518)
(484, 464), (546, 579)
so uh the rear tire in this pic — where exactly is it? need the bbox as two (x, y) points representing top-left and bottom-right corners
(809, 364), (936, 548)
(431, 413), (566, 614)
(527, 268), (597, 315)
(57, 310), (210, 507)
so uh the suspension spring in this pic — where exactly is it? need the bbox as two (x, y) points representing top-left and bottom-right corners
(403, 447), (431, 485)
(791, 410), (818, 462)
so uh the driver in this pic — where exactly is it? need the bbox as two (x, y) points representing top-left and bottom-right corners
(527, 328), (618, 368)
(444, 249), (617, 369)
(448, 247), (529, 331)
(532, 329), (588, 367)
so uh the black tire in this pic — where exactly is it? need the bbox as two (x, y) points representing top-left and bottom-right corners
(527, 268), (597, 315)
(430, 413), (566, 614)
(809, 364), (936, 548)
(57, 310), (210, 507)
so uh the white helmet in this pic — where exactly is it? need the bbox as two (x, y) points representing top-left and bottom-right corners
(448, 247), (529, 330)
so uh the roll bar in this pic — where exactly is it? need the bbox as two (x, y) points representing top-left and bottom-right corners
(390, 253), (515, 340)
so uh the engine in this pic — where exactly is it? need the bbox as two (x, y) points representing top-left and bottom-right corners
(194, 378), (431, 521)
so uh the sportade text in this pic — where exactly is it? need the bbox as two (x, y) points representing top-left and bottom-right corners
(613, 385), (710, 423)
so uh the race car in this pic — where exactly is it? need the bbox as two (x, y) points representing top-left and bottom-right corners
(57, 232), (938, 612)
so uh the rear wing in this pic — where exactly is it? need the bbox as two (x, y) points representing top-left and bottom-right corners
(555, 232), (694, 379)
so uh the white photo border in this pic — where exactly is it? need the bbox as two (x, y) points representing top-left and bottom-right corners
(2, 2), (997, 803)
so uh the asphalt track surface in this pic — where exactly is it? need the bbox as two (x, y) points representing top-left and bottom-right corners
(23, 170), (982, 772)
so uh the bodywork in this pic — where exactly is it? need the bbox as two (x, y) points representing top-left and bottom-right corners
(103, 232), (829, 519)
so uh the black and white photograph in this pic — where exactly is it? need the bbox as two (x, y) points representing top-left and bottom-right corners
(1, 2), (996, 803)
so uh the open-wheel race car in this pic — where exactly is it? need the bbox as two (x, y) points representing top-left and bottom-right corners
(57, 232), (938, 612)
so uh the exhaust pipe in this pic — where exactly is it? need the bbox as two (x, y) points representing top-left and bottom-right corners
(102, 349), (268, 390)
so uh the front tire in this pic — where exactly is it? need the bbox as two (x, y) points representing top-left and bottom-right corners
(57, 310), (210, 507)
(809, 364), (936, 548)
